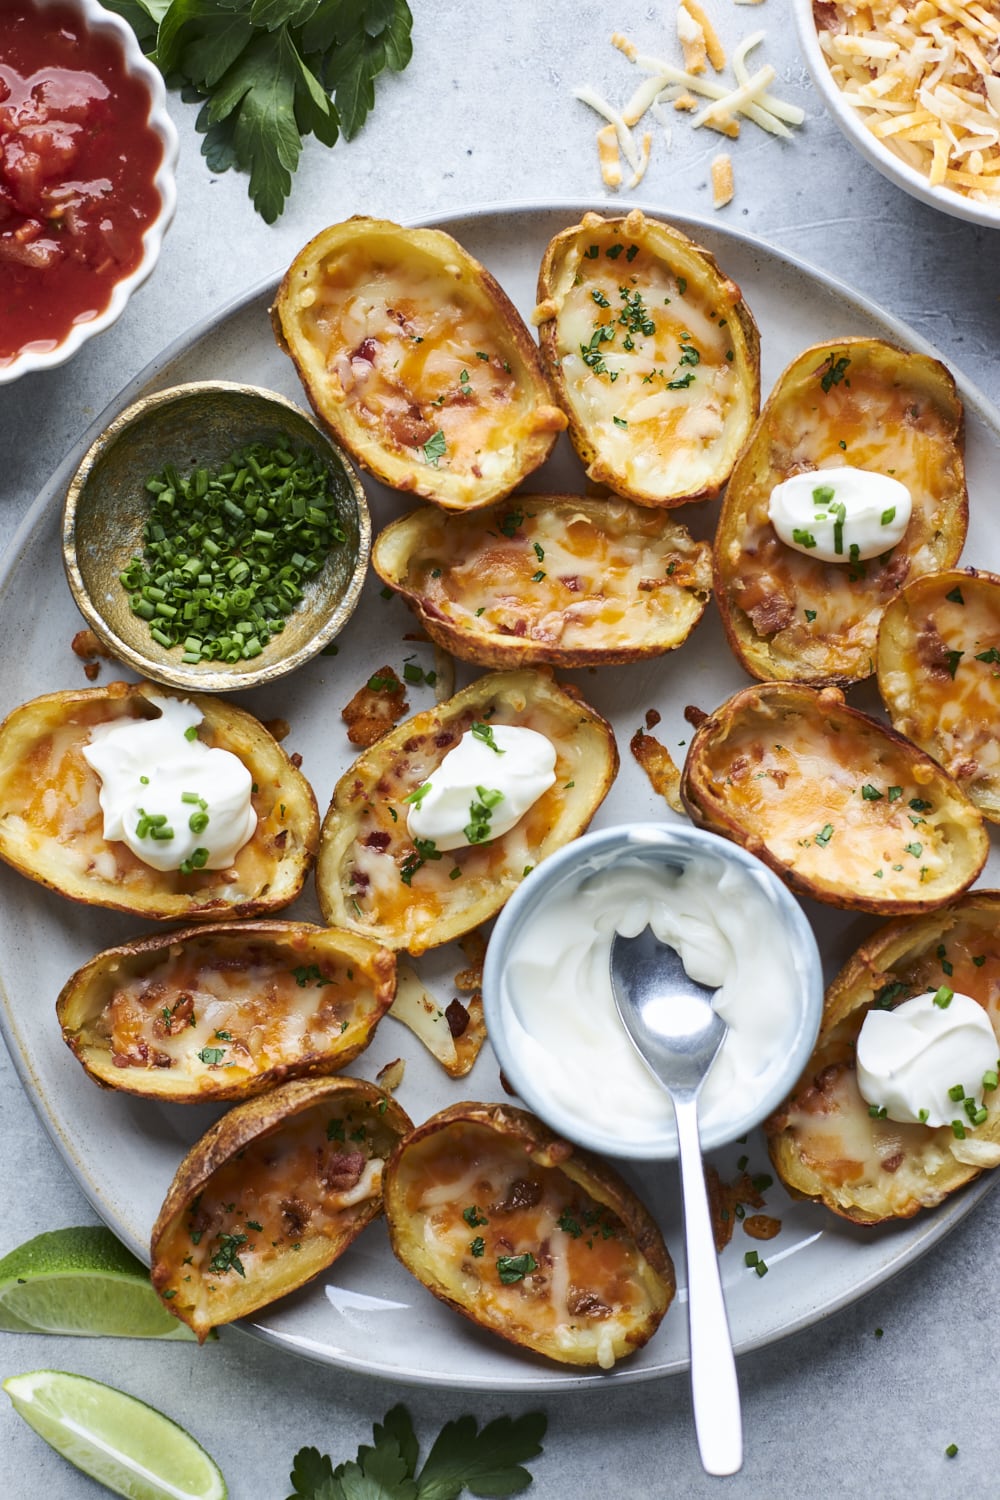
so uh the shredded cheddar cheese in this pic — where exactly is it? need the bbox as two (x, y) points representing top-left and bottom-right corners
(814, 1), (1000, 204)
(712, 151), (736, 205)
(575, 4), (804, 207)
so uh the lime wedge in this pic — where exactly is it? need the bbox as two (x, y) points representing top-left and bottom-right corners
(4, 1370), (227, 1500)
(0, 1226), (197, 1339)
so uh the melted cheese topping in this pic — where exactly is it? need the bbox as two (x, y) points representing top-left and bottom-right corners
(156, 1100), (391, 1328)
(879, 574), (1000, 816)
(393, 1122), (665, 1367)
(0, 697), (292, 905)
(84, 939), (376, 1083)
(774, 922), (1000, 1218)
(290, 242), (548, 484)
(696, 695), (979, 904)
(545, 229), (744, 498)
(391, 499), (710, 654)
(720, 346), (964, 679)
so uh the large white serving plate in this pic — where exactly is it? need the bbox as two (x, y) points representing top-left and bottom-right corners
(2, 203), (999, 1392)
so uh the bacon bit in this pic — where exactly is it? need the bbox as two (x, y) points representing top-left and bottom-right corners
(567, 1287), (612, 1318)
(445, 998), (470, 1038)
(645, 707), (662, 730)
(376, 1057), (405, 1093)
(152, 994), (195, 1038)
(363, 829), (392, 851)
(263, 717), (290, 742)
(281, 1197), (312, 1235)
(880, 1153), (904, 1175)
(342, 665), (409, 747)
(706, 1166), (767, 1251)
(743, 1213), (782, 1240)
(319, 1148), (366, 1193)
(71, 628), (112, 660)
(499, 1067), (517, 1096)
(84, 661), (100, 680)
(491, 1178), (543, 1213)
(684, 704), (708, 728)
(630, 726), (684, 814)
(290, 751), (303, 769)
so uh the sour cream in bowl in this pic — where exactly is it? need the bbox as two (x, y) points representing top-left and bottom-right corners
(483, 823), (823, 1160)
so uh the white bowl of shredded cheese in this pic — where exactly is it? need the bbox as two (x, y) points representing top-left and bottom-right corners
(793, 0), (1000, 229)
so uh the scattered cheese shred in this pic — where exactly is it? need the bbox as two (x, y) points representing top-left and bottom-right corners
(575, 2), (804, 206)
(712, 151), (736, 206)
(815, 1), (1000, 204)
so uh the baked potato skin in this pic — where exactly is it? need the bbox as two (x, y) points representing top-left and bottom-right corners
(371, 496), (712, 668)
(150, 1076), (412, 1339)
(0, 681), (319, 920)
(878, 567), (1000, 822)
(383, 1101), (675, 1367)
(681, 682), (988, 913)
(57, 921), (396, 1104)
(713, 338), (967, 686)
(534, 209), (760, 507)
(315, 669), (618, 954)
(271, 217), (566, 513)
(765, 895), (1000, 1224)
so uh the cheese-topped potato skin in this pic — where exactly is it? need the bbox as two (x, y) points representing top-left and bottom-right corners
(878, 568), (1000, 823)
(534, 209), (760, 507)
(371, 496), (712, 668)
(0, 681), (318, 920)
(681, 683), (988, 913)
(57, 922), (395, 1103)
(150, 1076), (412, 1340)
(271, 218), (567, 513)
(714, 338), (967, 685)
(765, 895), (1000, 1224)
(383, 1102), (675, 1368)
(316, 669), (617, 953)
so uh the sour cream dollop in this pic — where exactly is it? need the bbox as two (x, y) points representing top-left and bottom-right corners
(768, 466), (912, 562)
(82, 695), (257, 873)
(406, 724), (556, 853)
(856, 989), (998, 1128)
(500, 854), (804, 1146)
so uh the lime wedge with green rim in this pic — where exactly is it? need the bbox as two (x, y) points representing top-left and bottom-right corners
(4, 1370), (227, 1499)
(0, 1226), (198, 1339)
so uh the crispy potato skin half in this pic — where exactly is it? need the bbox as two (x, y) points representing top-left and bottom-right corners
(765, 894), (1000, 1224)
(315, 669), (618, 953)
(371, 496), (712, 667)
(534, 210), (760, 507)
(271, 217), (566, 513)
(0, 681), (318, 920)
(383, 1102), (675, 1367)
(57, 921), (396, 1103)
(878, 567), (1000, 822)
(150, 1076), (412, 1339)
(681, 682), (987, 913)
(714, 338), (967, 685)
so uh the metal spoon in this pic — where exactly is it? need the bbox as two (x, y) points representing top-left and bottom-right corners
(610, 925), (743, 1477)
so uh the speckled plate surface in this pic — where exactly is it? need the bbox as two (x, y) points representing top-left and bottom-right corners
(1, 203), (999, 1391)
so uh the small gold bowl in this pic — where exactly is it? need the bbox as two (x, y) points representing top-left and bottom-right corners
(63, 382), (371, 692)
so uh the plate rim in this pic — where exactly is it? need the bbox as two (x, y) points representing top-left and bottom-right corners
(2, 196), (999, 1393)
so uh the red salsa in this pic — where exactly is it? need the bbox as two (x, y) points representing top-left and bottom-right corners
(0, 1), (165, 367)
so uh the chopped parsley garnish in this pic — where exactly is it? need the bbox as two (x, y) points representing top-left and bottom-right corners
(945, 649), (964, 678)
(290, 964), (332, 988)
(499, 509), (523, 539)
(945, 586), (964, 604)
(496, 1252), (538, 1284)
(887, 786), (902, 802)
(556, 1210), (583, 1237)
(197, 1046), (225, 1065)
(422, 429), (447, 467)
(874, 980), (908, 1009)
(805, 609), (817, 622)
(208, 1231), (248, 1277)
(400, 836), (442, 885)
(820, 354), (851, 392)
(533, 541), (545, 561)
(861, 784), (883, 801)
(903, 842), (923, 858)
(975, 646), (1000, 664)
(666, 371), (696, 390)
(612, 415), (628, 428)
(909, 798), (932, 812)
(814, 823), (834, 847)
(462, 1205), (488, 1227)
(469, 1237), (486, 1257)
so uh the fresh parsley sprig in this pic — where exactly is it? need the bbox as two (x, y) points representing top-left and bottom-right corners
(108, 0), (414, 222)
(287, 1405), (547, 1499)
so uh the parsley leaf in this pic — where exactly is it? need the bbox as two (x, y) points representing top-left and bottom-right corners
(287, 1406), (546, 1500)
(122, 0), (414, 221)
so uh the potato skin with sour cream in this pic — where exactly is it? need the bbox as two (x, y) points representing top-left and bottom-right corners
(315, 669), (618, 954)
(271, 217), (567, 512)
(713, 337), (967, 686)
(57, 922), (395, 1104)
(0, 681), (318, 919)
(151, 1076), (412, 1340)
(534, 210), (760, 507)
(878, 568), (1000, 823)
(371, 495), (712, 667)
(765, 893), (1000, 1224)
(681, 682), (988, 914)
(383, 1102), (675, 1367)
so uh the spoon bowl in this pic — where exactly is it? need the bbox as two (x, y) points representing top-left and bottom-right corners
(610, 925), (743, 1477)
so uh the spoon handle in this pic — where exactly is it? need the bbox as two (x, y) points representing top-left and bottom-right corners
(674, 1094), (743, 1477)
